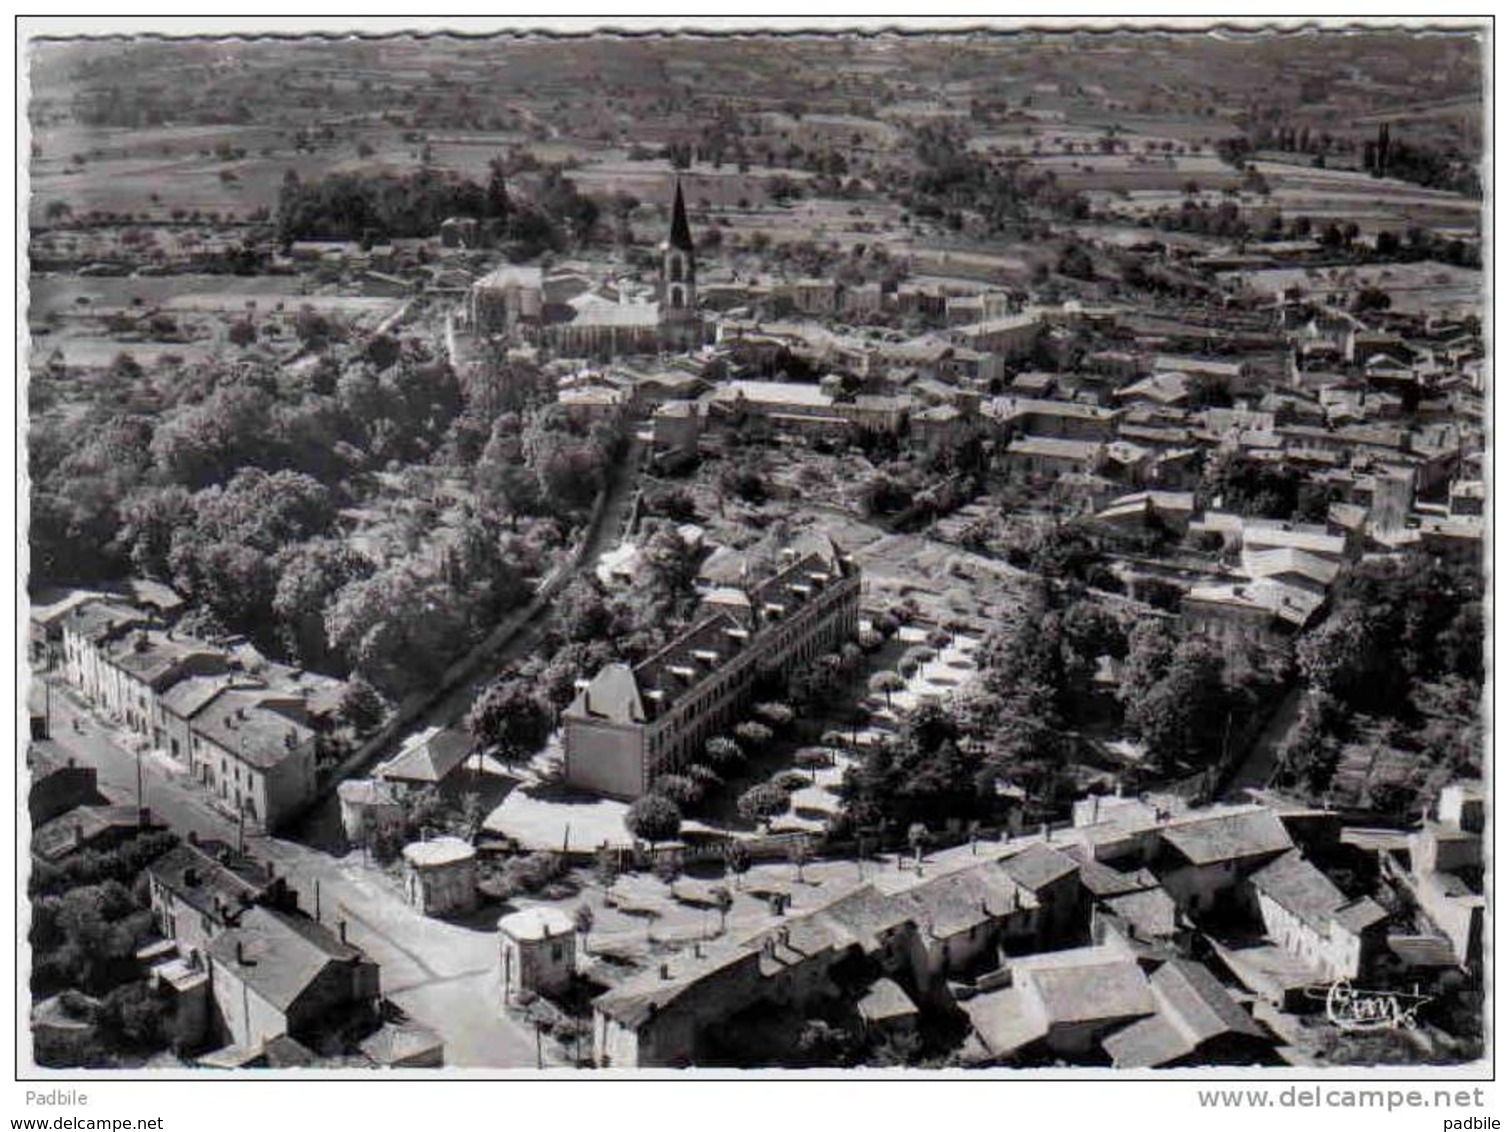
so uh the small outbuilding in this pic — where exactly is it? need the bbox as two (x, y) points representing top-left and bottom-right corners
(401, 837), (478, 917)
(498, 906), (577, 1001)
(375, 726), (475, 793)
(337, 778), (405, 844)
(856, 977), (919, 1037)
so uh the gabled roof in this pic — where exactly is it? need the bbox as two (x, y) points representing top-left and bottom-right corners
(1241, 547), (1341, 588)
(1160, 809), (1292, 867)
(160, 675), (239, 722)
(1116, 372), (1191, 405)
(146, 841), (275, 923)
(1000, 842), (1080, 892)
(857, 977), (917, 1023)
(208, 906), (367, 1014)
(192, 690), (315, 771)
(1105, 887), (1180, 940)
(592, 943), (762, 1028)
(377, 726), (473, 785)
(1020, 954), (1154, 1026)
(61, 601), (147, 644)
(106, 632), (224, 689)
(33, 805), (153, 862)
(1150, 958), (1267, 1045)
(572, 662), (647, 725)
(1007, 435), (1104, 461)
(475, 263), (544, 290)
(1102, 1013), (1196, 1068)
(1184, 578), (1326, 629)
(1249, 850), (1388, 938)
(1077, 858), (1159, 898)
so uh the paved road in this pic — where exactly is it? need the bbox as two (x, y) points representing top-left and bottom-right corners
(24, 434), (651, 1067)
(30, 677), (554, 1067)
(1221, 685), (1305, 801)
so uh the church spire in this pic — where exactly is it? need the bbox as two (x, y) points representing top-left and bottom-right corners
(668, 177), (694, 252)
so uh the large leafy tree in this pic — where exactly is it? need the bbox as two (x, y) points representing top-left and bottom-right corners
(624, 795), (682, 848)
(466, 677), (553, 763)
(737, 784), (790, 830)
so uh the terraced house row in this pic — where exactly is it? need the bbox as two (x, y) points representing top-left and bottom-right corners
(562, 535), (861, 799)
(54, 594), (344, 831)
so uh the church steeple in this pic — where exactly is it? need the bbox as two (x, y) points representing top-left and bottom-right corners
(661, 176), (696, 321)
(668, 177), (694, 253)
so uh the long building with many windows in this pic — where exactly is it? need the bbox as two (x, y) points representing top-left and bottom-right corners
(562, 536), (861, 799)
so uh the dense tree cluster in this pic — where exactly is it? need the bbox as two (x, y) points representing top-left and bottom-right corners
(32, 307), (621, 703)
(1116, 621), (1233, 774)
(840, 700), (999, 833)
(902, 124), (1090, 233)
(275, 159), (601, 254)
(1296, 554), (1483, 717)
(28, 828), (181, 1065)
(1280, 554), (1485, 805)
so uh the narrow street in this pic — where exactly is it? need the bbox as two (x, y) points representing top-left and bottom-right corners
(1221, 685), (1306, 801)
(415, 433), (646, 733)
(29, 676), (553, 1067)
(24, 430), (650, 1066)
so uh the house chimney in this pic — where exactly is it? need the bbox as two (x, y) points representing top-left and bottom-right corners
(183, 867), (199, 888)
(235, 940), (246, 965)
(1041, 823), (1051, 842)
(659, 962), (671, 980)
(187, 830), (198, 847)
(339, 920), (348, 944)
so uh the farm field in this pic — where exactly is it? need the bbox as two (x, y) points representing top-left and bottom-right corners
(31, 273), (400, 321)
(1218, 260), (1483, 319)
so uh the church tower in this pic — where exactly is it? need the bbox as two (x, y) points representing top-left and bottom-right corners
(661, 177), (696, 318)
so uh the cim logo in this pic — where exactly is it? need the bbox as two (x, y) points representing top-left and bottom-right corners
(1305, 979), (1434, 1032)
